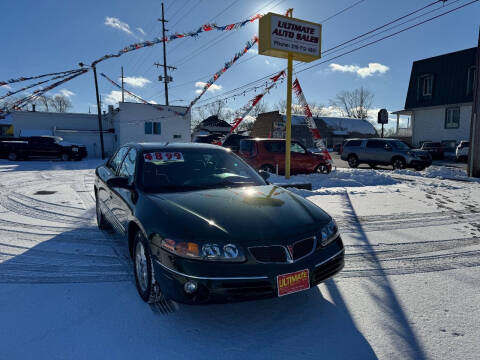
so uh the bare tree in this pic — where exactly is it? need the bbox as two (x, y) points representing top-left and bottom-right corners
(35, 95), (51, 112)
(249, 100), (269, 117)
(330, 87), (374, 119)
(308, 101), (326, 117)
(49, 94), (72, 113)
(274, 99), (287, 113)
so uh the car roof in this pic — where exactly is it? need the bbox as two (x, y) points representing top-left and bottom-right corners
(127, 142), (224, 151)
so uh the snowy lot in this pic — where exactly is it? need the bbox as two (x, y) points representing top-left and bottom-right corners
(0, 160), (479, 359)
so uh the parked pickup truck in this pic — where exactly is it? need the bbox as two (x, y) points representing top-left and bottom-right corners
(0, 136), (87, 161)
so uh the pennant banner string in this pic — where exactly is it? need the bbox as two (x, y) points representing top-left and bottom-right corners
(292, 77), (333, 163)
(0, 68), (84, 87)
(11, 69), (89, 110)
(229, 70), (285, 134)
(187, 36), (258, 114)
(92, 14), (262, 66)
(0, 70), (85, 101)
(100, 72), (186, 117)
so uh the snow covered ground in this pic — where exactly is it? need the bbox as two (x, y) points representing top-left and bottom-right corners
(0, 160), (479, 359)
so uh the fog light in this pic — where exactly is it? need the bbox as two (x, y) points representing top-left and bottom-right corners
(184, 281), (198, 294)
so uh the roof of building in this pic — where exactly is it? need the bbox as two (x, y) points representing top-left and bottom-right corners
(285, 114), (377, 135)
(197, 115), (231, 129)
(405, 47), (477, 109)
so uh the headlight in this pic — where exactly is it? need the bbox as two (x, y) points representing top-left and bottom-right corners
(319, 219), (339, 247)
(156, 236), (245, 262)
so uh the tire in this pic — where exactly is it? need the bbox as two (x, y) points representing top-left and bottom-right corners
(95, 196), (110, 230)
(368, 163), (377, 169)
(7, 152), (17, 161)
(315, 164), (331, 174)
(347, 155), (359, 168)
(260, 164), (275, 173)
(133, 230), (161, 303)
(392, 157), (406, 170)
(61, 153), (70, 161)
(414, 166), (425, 171)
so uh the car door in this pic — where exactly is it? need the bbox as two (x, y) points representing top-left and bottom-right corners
(110, 147), (137, 233)
(364, 139), (389, 164)
(290, 141), (311, 173)
(264, 141), (285, 173)
(99, 146), (129, 232)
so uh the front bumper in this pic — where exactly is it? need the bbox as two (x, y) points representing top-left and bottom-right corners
(152, 237), (345, 304)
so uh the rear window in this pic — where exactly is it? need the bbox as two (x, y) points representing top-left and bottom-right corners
(344, 140), (362, 147)
(264, 141), (285, 153)
(366, 140), (385, 148)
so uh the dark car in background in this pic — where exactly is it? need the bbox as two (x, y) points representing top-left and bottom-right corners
(221, 133), (251, 153)
(341, 138), (432, 170)
(95, 142), (344, 304)
(238, 138), (332, 174)
(0, 136), (87, 161)
(420, 142), (444, 160)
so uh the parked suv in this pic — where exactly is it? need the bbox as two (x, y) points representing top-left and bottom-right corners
(456, 140), (469, 162)
(341, 138), (431, 170)
(420, 142), (444, 160)
(238, 138), (332, 174)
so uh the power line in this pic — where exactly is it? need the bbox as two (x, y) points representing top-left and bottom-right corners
(320, 0), (367, 23)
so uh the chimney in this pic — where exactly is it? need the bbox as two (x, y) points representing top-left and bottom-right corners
(32, 104), (36, 112)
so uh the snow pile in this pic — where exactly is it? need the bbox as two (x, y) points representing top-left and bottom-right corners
(393, 166), (480, 182)
(270, 168), (400, 191)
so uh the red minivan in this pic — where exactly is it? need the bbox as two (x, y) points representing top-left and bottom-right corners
(238, 138), (332, 174)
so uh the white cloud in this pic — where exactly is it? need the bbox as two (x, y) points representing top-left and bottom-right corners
(329, 62), (389, 78)
(103, 90), (137, 105)
(57, 89), (75, 97)
(121, 76), (151, 88)
(195, 82), (222, 94)
(136, 27), (146, 36)
(104, 17), (133, 36)
(1, 84), (11, 90)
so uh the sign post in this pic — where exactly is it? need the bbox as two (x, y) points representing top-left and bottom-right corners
(259, 11), (321, 178)
(378, 108), (388, 138)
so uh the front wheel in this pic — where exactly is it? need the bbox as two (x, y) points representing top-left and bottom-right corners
(315, 164), (331, 174)
(95, 197), (110, 230)
(133, 231), (161, 303)
(414, 166), (425, 171)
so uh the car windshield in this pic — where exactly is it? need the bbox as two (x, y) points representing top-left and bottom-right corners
(392, 141), (411, 150)
(139, 148), (265, 193)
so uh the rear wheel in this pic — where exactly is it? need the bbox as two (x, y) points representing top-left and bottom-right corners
(414, 166), (425, 171)
(260, 164), (275, 173)
(7, 152), (17, 161)
(133, 231), (161, 303)
(392, 157), (406, 170)
(347, 155), (359, 168)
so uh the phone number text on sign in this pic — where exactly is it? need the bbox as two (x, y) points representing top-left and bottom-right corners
(144, 152), (184, 162)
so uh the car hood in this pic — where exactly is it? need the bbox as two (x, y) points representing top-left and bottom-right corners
(138, 185), (331, 246)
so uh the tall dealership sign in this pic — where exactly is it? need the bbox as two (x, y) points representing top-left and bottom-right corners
(259, 12), (322, 178)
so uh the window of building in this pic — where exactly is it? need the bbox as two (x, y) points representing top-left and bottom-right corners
(173, 134), (182, 139)
(420, 75), (433, 97)
(445, 107), (460, 129)
(144, 122), (161, 135)
(467, 66), (477, 95)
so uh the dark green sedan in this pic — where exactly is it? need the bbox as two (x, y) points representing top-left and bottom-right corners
(95, 142), (344, 304)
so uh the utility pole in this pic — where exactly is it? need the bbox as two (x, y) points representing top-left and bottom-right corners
(92, 65), (105, 160)
(156, 2), (175, 106)
(121, 66), (125, 103)
(468, 26), (480, 177)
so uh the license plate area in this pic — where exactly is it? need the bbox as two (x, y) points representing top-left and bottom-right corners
(277, 269), (310, 297)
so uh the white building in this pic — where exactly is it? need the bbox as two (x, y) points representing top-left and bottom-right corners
(6, 102), (190, 158)
(394, 47), (477, 150)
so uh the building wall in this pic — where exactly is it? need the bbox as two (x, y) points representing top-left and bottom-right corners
(115, 103), (190, 149)
(412, 104), (472, 147)
(10, 111), (115, 157)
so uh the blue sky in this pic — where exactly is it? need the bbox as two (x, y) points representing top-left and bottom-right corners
(1, 0), (479, 127)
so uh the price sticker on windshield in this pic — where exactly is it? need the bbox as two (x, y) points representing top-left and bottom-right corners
(144, 152), (184, 162)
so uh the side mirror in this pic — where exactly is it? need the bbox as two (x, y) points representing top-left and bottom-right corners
(258, 170), (270, 181)
(107, 176), (132, 189)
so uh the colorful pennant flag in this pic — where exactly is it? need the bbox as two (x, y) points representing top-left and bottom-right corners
(187, 36), (259, 113)
(92, 14), (262, 66)
(0, 69), (82, 87)
(229, 70), (286, 133)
